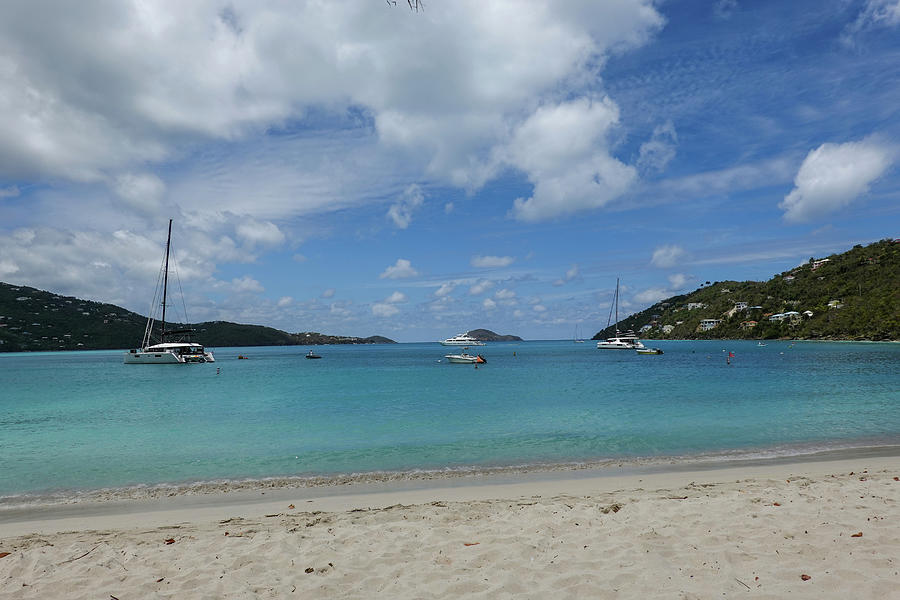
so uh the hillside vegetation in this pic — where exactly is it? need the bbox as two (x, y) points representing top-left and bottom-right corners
(593, 239), (899, 342)
(0, 283), (394, 352)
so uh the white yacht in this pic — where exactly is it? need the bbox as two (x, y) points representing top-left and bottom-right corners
(439, 333), (485, 346)
(124, 220), (215, 364)
(597, 330), (646, 350)
(597, 278), (645, 350)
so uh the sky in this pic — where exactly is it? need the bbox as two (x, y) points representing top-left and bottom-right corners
(0, 0), (898, 342)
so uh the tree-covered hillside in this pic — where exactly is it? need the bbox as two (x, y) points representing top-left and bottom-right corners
(0, 283), (394, 352)
(593, 239), (899, 341)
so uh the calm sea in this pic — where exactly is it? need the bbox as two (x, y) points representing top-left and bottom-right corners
(1, 340), (898, 501)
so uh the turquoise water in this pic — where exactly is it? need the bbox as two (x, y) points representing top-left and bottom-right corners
(1, 340), (898, 499)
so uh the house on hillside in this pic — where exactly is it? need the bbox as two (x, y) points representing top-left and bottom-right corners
(699, 319), (721, 331)
(686, 302), (707, 310)
(811, 258), (831, 270)
(740, 320), (758, 329)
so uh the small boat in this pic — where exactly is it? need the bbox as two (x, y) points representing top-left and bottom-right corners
(444, 353), (486, 364)
(305, 351), (322, 359)
(124, 219), (214, 364)
(757, 342), (767, 347)
(440, 333), (485, 346)
(237, 355), (249, 359)
(636, 347), (663, 355)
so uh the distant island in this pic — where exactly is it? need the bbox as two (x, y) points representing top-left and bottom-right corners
(466, 328), (523, 342)
(593, 239), (899, 342)
(0, 282), (395, 352)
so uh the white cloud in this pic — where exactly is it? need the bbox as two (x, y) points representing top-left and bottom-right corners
(387, 184), (424, 229)
(532, 304), (547, 312)
(277, 296), (293, 307)
(554, 263), (581, 286)
(434, 282), (456, 297)
(843, 1), (900, 45)
(469, 279), (495, 295)
(471, 255), (515, 268)
(371, 302), (400, 318)
(380, 258), (419, 279)
(385, 291), (407, 304)
(495, 288), (516, 300)
(634, 287), (669, 304)
(482, 298), (497, 310)
(0, 185), (20, 198)
(507, 97), (638, 222)
(668, 273), (691, 289)
(231, 275), (264, 293)
(637, 121), (678, 174)
(651, 244), (687, 268)
(780, 138), (895, 222)
(236, 218), (286, 247)
(112, 172), (165, 214)
(321, 288), (335, 299)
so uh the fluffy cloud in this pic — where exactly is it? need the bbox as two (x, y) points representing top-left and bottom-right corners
(495, 288), (516, 300)
(780, 138), (895, 222)
(434, 282), (456, 297)
(321, 288), (335, 299)
(471, 255), (515, 268)
(633, 287), (669, 304)
(667, 273), (691, 289)
(380, 258), (419, 279)
(651, 244), (687, 268)
(469, 279), (495, 295)
(508, 97), (638, 222)
(276, 296), (293, 307)
(236, 218), (286, 247)
(387, 184), (424, 229)
(385, 291), (407, 304)
(231, 275), (264, 293)
(482, 298), (497, 310)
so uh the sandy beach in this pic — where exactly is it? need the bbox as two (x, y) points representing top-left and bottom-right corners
(1, 455), (898, 599)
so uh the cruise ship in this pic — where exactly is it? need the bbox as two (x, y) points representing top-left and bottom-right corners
(439, 333), (485, 346)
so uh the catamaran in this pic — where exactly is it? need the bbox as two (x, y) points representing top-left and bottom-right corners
(597, 278), (646, 350)
(124, 220), (214, 364)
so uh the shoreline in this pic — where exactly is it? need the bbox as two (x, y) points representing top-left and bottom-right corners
(3, 445), (898, 537)
(3, 441), (899, 510)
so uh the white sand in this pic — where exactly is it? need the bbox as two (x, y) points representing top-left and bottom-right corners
(1, 456), (898, 599)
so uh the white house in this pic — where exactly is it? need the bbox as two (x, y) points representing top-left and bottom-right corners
(699, 319), (721, 331)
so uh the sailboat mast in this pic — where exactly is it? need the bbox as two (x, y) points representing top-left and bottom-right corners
(161, 219), (172, 341)
(614, 277), (619, 331)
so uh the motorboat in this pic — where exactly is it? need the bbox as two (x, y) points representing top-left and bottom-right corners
(305, 350), (322, 359)
(124, 219), (214, 364)
(444, 353), (486, 364)
(636, 347), (663, 355)
(440, 333), (485, 346)
(597, 278), (645, 350)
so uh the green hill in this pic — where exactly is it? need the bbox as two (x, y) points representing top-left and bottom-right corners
(592, 239), (899, 342)
(0, 283), (394, 352)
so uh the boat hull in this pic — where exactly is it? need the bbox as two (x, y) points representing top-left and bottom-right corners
(444, 353), (486, 364)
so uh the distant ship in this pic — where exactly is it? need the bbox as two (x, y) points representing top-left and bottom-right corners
(439, 333), (485, 346)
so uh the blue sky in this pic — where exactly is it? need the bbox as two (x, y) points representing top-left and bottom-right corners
(0, 0), (897, 342)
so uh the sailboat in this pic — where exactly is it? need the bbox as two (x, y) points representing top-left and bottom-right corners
(124, 220), (215, 364)
(573, 324), (585, 343)
(596, 278), (645, 350)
